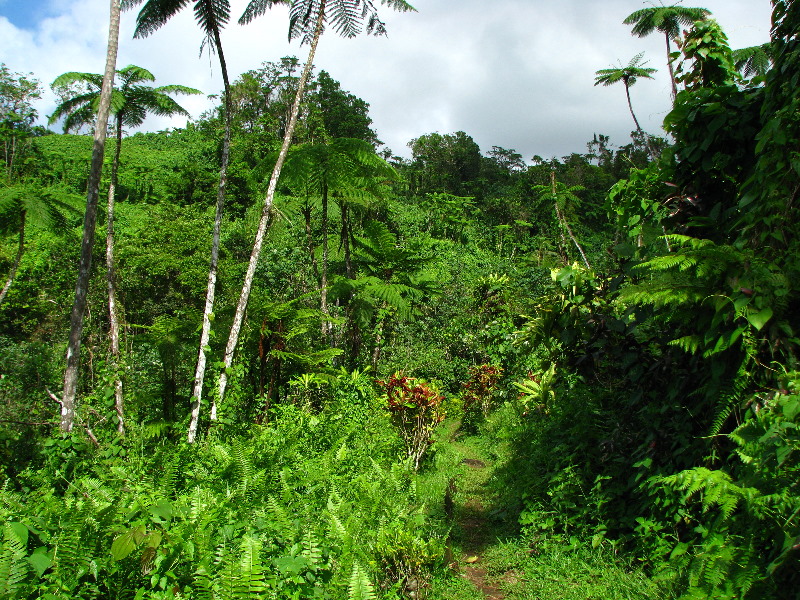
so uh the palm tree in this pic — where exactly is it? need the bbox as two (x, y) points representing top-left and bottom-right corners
(125, 0), (263, 443)
(594, 53), (657, 135)
(332, 219), (437, 369)
(61, 0), (121, 434)
(215, 0), (416, 408)
(623, 4), (711, 100)
(50, 65), (200, 435)
(0, 183), (79, 306)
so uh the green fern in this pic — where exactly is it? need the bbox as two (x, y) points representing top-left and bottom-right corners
(347, 561), (376, 600)
(662, 467), (754, 519)
(266, 496), (295, 542)
(0, 522), (30, 598)
(235, 536), (268, 599)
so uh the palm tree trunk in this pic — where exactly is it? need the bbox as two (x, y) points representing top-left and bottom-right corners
(0, 212), (25, 306)
(215, 5), (326, 410)
(107, 113), (124, 435)
(302, 202), (320, 280)
(61, 0), (121, 433)
(187, 27), (232, 443)
(666, 32), (677, 101)
(624, 81), (658, 161)
(341, 201), (353, 279)
(555, 202), (591, 269)
(371, 309), (385, 372)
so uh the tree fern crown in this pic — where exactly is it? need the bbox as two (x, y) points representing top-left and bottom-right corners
(239, 0), (416, 44)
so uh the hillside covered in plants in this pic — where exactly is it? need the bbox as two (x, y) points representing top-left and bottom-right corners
(0, 1), (798, 599)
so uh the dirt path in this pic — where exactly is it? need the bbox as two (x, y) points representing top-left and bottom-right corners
(451, 444), (506, 600)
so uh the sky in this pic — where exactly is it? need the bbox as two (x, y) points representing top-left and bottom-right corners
(0, 0), (773, 162)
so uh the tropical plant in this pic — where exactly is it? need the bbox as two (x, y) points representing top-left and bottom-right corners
(61, 0), (121, 433)
(50, 65), (200, 434)
(377, 371), (445, 470)
(733, 43), (773, 80)
(623, 4), (711, 99)
(673, 19), (738, 90)
(216, 0), (416, 408)
(333, 219), (438, 369)
(532, 172), (591, 268)
(0, 183), (79, 306)
(594, 53), (657, 137)
(461, 363), (503, 418)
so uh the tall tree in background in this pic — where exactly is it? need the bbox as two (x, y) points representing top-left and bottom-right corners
(0, 65), (41, 181)
(533, 172), (590, 269)
(594, 53), (657, 136)
(50, 65), (200, 435)
(623, 4), (711, 100)
(61, 0), (121, 433)
(125, 0), (262, 443)
(215, 0), (416, 411)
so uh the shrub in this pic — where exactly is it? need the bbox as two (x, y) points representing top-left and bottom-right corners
(377, 372), (445, 471)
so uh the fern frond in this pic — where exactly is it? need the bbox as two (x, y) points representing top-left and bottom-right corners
(236, 536), (268, 598)
(266, 496), (295, 542)
(0, 522), (30, 597)
(348, 561), (376, 600)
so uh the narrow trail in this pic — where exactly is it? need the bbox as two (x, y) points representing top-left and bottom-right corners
(449, 434), (507, 600)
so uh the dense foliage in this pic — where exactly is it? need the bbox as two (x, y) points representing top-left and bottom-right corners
(1, 2), (798, 599)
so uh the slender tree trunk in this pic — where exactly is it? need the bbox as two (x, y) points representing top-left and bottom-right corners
(0, 212), (25, 306)
(106, 114), (124, 435)
(624, 81), (643, 133)
(61, 0), (121, 433)
(215, 6), (326, 409)
(666, 32), (677, 101)
(187, 27), (232, 443)
(320, 181), (330, 340)
(341, 202), (353, 279)
(302, 202), (320, 280)
(624, 81), (658, 161)
(371, 311), (385, 372)
(551, 172), (591, 270)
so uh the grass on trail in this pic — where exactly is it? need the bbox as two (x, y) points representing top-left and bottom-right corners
(418, 419), (672, 600)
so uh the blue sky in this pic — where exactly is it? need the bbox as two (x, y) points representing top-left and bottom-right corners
(0, 1), (54, 30)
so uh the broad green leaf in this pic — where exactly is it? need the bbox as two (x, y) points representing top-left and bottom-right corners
(27, 551), (52, 577)
(746, 307), (773, 331)
(111, 525), (146, 561)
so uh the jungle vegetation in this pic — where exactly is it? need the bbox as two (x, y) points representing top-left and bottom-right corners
(0, 1), (798, 599)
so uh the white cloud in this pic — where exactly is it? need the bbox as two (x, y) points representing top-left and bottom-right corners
(1, 0), (773, 160)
